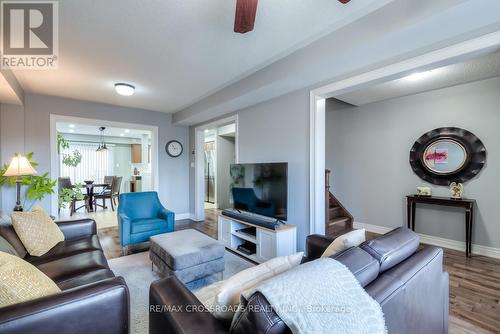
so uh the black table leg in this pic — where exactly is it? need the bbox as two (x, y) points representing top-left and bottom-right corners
(468, 206), (474, 256)
(465, 209), (471, 257)
(411, 202), (416, 231)
(86, 186), (94, 212)
(407, 200), (411, 229)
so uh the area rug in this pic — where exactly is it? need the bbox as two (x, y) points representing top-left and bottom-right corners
(109, 250), (254, 334)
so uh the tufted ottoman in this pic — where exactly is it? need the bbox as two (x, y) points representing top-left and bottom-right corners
(149, 229), (225, 283)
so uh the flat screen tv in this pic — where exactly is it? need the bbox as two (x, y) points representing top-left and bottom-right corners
(229, 162), (288, 221)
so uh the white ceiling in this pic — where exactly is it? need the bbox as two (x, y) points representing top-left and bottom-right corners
(334, 51), (500, 106)
(6, 0), (383, 113)
(57, 122), (151, 139)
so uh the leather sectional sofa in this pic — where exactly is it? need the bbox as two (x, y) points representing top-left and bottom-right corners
(0, 219), (129, 334)
(149, 227), (449, 334)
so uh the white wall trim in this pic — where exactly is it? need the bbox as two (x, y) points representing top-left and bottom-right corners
(49, 114), (159, 216)
(193, 115), (238, 221)
(309, 93), (325, 235)
(309, 30), (500, 239)
(175, 213), (191, 221)
(354, 222), (500, 260)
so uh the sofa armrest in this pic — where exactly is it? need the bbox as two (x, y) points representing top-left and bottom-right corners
(0, 277), (129, 334)
(158, 207), (175, 222)
(56, 219), (97, 240)
(118, 213), (131, 246)
(150, 276), (227, 334)
(365, 246), (448, 334)
(305, 234), (335, 261)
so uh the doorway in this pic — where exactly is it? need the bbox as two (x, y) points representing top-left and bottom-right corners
(194, 116), (238, 222)
(308, 32), (500, 236)
(49, 115), (159, 228)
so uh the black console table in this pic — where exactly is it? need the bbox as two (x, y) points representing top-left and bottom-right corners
(406, 195), (476, 257)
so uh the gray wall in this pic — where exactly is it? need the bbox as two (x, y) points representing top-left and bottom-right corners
(190, 89), (310, 251)
(216, 135), (235, 209)
(326, 76), (500, 248)
(0, 93), (190, 214)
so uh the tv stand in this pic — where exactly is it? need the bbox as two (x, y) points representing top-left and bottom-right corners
(218, 214), (297, 263)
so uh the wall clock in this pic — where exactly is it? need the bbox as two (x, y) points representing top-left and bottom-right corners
(166, 140), (183, 157)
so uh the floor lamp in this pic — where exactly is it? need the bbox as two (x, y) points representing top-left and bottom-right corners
(2, 155), (37, 211)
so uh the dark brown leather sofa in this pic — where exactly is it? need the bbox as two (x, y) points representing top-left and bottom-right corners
(149, 227), (449, 334)
(0, 219), (129, 334)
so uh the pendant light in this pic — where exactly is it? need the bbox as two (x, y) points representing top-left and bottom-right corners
(96, 127), (108, 152)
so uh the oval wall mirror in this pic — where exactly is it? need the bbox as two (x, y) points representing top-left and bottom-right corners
(409, 127), (486, 186)
(422, 139), (468, 175)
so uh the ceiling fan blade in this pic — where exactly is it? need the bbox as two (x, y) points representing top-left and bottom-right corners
(234, 0), (258, 34)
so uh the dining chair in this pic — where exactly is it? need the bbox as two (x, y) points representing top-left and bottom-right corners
(93, 176), (122, 211)
(58, 177), (89, 216)
(103, 176), (114, 190)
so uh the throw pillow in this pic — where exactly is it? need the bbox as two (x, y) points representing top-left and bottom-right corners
(196, 252), (303, 320)
(11, 205), (64, 257)
(321, 229), (366, 258)
(0, 251), (61, 307)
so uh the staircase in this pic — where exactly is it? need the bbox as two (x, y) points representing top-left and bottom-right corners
(325, 170), (353, 235)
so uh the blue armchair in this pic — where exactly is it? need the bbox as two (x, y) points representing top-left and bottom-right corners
(117, 191), (175, 253)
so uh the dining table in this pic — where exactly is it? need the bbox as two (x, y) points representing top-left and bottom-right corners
(81, 183), (109, 212)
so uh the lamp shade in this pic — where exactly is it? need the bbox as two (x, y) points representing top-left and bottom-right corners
(3, 155), (38, 177)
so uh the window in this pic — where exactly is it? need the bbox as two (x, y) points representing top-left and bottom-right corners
(59, 142), (113, 184)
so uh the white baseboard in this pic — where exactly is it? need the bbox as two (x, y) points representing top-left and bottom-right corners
(185, 213), (204, 222)
(175, 213), (191, 221)
(353, 221), (500, 260)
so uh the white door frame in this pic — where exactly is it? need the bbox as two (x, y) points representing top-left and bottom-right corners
(49, 114), (160, 216)
(309, 30), (500, 235)
(194, 115), (239, 221)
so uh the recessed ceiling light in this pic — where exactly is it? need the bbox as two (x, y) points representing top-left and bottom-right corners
(125, 129), (130, 133)
(120, 133), (124, 137)
(69, 129), (75, 133)
(114, 83), (135, 96)
(403, 70), (436, 82)
(68, 124), (75, 128)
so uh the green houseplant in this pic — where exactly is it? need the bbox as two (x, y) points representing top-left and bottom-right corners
(0, 153), (57, 211)
(58, 184), (85, 209)
(58, 133), (82, 167)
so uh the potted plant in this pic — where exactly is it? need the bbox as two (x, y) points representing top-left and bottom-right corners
(58, 184), (85, 210)
(0, 153), (57, 211)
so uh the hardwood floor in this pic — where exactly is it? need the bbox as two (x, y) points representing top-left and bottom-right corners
(445, 250), (500, 333)
(95, 209), (500, 334)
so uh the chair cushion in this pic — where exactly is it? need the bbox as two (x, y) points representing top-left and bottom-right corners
(131, 218), (167, 234)
(11, 206), (65, 257)
(0, 251), (61, 307)
(360, 227), (420, 273)
(35, 250), (109, 282)
(56, 268), (115, 290)
(25, 235), (102, 265)
(330, 246), (380, 287)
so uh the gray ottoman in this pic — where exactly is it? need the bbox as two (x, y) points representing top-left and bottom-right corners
(149, 229), (225, 283)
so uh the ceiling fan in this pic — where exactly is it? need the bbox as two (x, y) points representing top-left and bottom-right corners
(234, 0), (352, 34)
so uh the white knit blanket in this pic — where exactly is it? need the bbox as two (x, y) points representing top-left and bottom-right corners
(243, 257), (386, 334)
